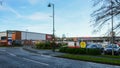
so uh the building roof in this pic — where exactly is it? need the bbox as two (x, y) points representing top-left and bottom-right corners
(0, 30), (52, 35)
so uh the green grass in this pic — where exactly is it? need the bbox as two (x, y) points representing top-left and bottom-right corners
(100, 55), (120, 59)
(58, 54), (120, 65)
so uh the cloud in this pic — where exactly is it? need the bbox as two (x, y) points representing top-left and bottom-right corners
(24, 24), (52, 34)
(7, 6), (22, 18)
(1, 4), (50, 21)
(0, 2), (22, 18)
(28, 0), (45, 5)
(24, 12), (50, 21)
(1, 4), (49, 21)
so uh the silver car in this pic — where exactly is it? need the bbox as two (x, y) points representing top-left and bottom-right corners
(104, 44), (120, 55)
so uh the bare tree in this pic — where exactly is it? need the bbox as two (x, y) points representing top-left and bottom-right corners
(91, 0), (120, 35)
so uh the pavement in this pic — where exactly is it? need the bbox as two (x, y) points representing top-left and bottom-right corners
(22, 46), (65, 56)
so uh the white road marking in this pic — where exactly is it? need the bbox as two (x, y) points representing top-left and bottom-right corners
(22, 58), (49, 66)
(41, 55), (51, 58)
(8, 53), (16, 57)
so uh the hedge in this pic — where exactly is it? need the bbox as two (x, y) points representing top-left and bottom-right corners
(35, 42), (52, 49)
(35, 42), (63, 49)
(86, 48), (101, 55)
(59, 47), (101, 55)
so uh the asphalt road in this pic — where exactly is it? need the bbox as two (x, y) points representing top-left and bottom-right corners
(0, 47), (120, 68)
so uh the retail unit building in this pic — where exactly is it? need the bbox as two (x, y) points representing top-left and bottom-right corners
(0, 30), (52, 45)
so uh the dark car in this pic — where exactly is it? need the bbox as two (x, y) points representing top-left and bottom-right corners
(86, 44), (104, 52)
(104, 44), (120, 55)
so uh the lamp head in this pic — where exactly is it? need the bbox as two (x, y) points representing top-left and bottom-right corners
(48, 3), (51, 7)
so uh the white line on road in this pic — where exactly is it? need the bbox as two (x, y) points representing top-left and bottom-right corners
(7, 53), (16, 57)
(41, 54), (51, 58)
(22, 58), (49, 66)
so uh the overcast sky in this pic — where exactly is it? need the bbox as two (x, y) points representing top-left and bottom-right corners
(0, 0), (108, 37)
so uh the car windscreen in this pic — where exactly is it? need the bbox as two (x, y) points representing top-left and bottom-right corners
(87, 44), (97, 48)
(106, 45), (118, 48)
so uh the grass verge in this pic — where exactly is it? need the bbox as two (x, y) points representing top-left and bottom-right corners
(58, 54), (120, 66)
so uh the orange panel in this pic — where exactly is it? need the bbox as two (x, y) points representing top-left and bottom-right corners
(12, 31), (21, 40)
(15, 31), (21, 40)
(12, 33), (16, 40)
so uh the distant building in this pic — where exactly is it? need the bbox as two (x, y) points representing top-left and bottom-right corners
(0, 30), (52, 45)
(69, 36), (120, 42)
(65, 36), (120, 46)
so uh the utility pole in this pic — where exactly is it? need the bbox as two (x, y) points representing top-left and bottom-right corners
(111, 0), (114, 55)
(108, 23), (110, 44)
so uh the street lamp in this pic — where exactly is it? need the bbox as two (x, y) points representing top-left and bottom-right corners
(48, 3), (55, 52)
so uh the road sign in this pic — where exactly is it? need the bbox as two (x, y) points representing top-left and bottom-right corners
(80, 42), (86, 48)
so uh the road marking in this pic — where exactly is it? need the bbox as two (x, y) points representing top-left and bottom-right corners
(22, 58), (49, 66)
(8, 53), (16, 57)
(41, 55), (51, 58)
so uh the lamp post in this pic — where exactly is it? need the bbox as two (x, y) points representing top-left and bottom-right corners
(48, 3), (55, 52)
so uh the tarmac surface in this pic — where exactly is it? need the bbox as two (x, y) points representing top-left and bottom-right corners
(0, 47), (119, 68)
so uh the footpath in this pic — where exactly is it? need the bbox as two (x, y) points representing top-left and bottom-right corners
(22, 46), (65, 56)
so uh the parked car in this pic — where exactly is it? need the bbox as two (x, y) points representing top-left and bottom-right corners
(86, 44), (102, 48)
(86, 44), (104, 52)
(104, 44), (120, 55)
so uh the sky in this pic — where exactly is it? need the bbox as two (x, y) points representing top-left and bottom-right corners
(0, 0), (109, 37)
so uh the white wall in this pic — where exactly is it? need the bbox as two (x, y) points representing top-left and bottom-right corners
(21, 32), (46, 40)
(0, 32), (6, 40)
(68, 41), (79, 46)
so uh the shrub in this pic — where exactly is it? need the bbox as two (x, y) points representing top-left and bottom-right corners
(86, 48), (101, 55)
(36, 42), (44, 49)
(59, 47), (67, 52)
(35, 42), (51, 49)
(59, 47), (86, 54)
(44, 42), (51, 49)
(59, 47), (101, 55)
(66, 48), (75, 54)
(77, 48), (86, 54)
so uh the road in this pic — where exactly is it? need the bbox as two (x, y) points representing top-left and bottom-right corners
(0, 47), (120, 68)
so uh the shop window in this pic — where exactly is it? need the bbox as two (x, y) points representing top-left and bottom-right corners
(1, 36), (7, 40)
